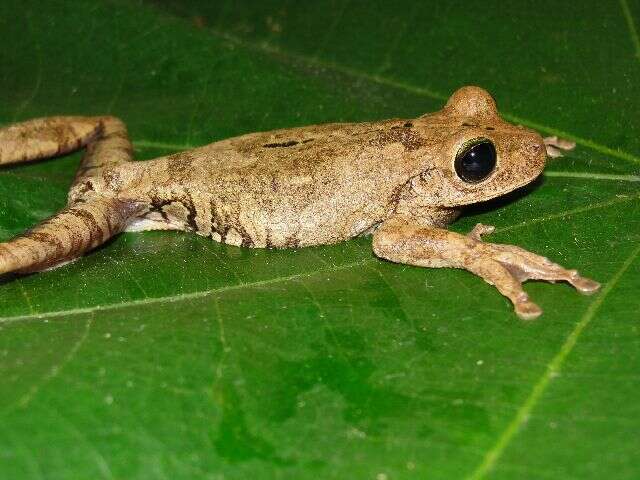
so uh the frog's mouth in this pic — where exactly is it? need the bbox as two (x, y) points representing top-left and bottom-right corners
(473, 153), (546, 205)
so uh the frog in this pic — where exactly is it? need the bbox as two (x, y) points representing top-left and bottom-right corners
(0, 86), (599, 319)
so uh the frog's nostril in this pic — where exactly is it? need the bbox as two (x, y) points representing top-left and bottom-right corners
(528, 142), (542, 154)
(529, 141), (547, 160)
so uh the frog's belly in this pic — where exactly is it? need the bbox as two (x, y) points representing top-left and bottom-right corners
(126, 196), (385, 249)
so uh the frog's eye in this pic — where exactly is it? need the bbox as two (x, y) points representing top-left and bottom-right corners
(454, 139), (496, 183)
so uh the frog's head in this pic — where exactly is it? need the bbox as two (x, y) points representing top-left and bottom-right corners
(412, 86), (546, 207)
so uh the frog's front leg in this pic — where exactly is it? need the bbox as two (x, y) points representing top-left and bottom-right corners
(543, 136), (576, 158)
(372, 215), (600, 320)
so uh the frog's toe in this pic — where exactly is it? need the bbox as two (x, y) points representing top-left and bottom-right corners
(534, 265), (601, 295)
(514, 300), (543, 320)
(487, 244), (600, 296)
(569, 273), (600, 295)
(544, 136), (576, 158)
(467, 223), (495, 241)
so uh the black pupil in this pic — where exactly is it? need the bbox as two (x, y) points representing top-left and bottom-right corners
(455, 141), (496, 183)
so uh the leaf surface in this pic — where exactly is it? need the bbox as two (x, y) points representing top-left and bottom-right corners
(0, 1), (639, 479)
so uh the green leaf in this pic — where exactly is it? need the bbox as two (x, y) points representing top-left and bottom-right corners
(1, 1), (639, 479)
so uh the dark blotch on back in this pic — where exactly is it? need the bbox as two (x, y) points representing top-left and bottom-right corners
(263, 140), (299, 148)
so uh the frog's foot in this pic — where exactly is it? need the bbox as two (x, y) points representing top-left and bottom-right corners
(543, 136), (576, 158)
(372, 216), (600, 320)
(468, 227), (600, 319)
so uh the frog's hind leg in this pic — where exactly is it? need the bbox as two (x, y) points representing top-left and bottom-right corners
(0, 116), (141, 275)
(67, 116), (134, 202)
(0, 116), (103, 166)
(0, 115), (132, 171)
(0, 197), (142, 274)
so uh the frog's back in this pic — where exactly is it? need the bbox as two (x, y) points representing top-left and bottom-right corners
(123, 119), (427, 248)
(184, 119), (424, 175)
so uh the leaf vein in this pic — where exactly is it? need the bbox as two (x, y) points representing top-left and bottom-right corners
(0, 259), (371, 324)
(205, 27), (640, 167)
(496, 192), (640, 233)
(620, 0), (640, 62)
(3, 315), (93, 413)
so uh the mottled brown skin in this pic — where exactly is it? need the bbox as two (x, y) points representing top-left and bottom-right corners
(0, 86), (599, 319)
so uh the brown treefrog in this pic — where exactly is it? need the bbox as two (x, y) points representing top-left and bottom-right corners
(0, 86), (599, 319)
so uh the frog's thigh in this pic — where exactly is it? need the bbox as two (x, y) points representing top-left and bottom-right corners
(372, 216), (542, 319)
